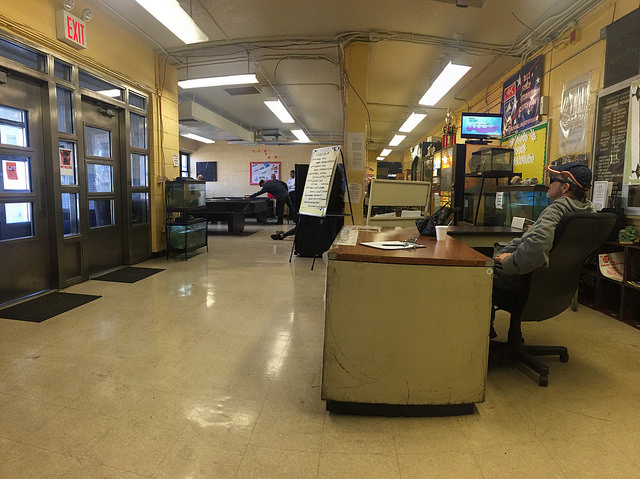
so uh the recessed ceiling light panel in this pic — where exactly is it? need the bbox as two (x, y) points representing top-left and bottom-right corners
(179, 74), (258, 89)
(419, 62), (471, 106)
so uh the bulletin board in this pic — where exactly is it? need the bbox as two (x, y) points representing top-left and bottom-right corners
(250, 161), (280, 184)
(299, 146), (340, 217)
(500, 121), (548, 182)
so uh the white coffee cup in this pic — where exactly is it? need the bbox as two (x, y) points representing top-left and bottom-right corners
(435, 225), (448, 241)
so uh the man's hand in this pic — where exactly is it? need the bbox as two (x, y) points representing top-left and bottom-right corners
(494, 252), (511, 264)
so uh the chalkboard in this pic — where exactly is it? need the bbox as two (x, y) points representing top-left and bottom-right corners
(592, 82), (631, 201)
(604, 8), (640, 88)
(299, 146), (340, 217)
(196, 161), (217, 181)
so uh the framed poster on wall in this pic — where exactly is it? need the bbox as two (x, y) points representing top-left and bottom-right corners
(250, 161), (280, 184)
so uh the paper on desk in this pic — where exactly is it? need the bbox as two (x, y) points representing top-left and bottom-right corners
(360, 241), (425, 250)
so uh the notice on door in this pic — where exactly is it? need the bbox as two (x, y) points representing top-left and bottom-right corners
(59, 148), (73, 177)
(299, 146), (340, 217)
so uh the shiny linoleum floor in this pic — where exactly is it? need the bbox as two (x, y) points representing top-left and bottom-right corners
(1, 223), (640, 478)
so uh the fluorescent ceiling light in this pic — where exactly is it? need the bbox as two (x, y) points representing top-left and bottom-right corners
(96, 89), (121, 98)
(399, 113), (427, 133)
(419, 62), (471, 106)
(178, 74), (258, 89)
(380, 148), (392, 157)
(376, 156), (385, 160)
(389, 135), (406, 147)
(180, 133), (215, 144)
(135, 0), (209, 44)
(291, 129), (310, 143)
(264, 100), (294, 123)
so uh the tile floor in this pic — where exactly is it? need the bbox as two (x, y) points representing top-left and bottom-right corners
(1, 222), (640, 478)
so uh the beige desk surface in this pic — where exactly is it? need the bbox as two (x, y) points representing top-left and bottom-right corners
(328, 226), (492, 267)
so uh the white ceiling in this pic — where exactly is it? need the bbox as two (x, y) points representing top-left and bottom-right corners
(90, 0), (603, 161)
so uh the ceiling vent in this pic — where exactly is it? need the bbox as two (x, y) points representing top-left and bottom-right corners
(224, 85), (262, 96)
(259, 129), (286, 140)
(432, 0), (486, 7)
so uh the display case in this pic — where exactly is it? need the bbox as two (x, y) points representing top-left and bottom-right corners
(496, 185), (549, 224)
(463, 172), (519, 225)
(165, 180), (205, 209)
(431, 144), (466, 220)
(469, 147), (514, 173)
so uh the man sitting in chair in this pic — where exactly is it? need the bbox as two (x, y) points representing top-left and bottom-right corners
(491, 161), (596, 337)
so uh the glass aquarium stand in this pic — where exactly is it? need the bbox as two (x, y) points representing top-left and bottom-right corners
(166, 215), (208, 260)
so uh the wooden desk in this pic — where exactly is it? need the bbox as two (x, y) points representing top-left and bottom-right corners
(322, 226), (493, 416)
(448, 224), (523, 248)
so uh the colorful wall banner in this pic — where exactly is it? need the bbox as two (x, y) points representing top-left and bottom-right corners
(500, 121), (548, 182)
(501, 55), (543, 137)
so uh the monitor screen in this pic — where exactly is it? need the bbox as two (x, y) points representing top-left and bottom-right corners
(460, 112), (503, 140)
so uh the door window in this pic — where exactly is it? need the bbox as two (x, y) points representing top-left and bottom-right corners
(88, 199), (114, 228)
(129, 113), (147, 149)
(56, 87), (74, 134)
(0, 106), (28, 147)
(1, 156), (30, 191)
(131, 153), (148, 187)
(85, 126), (111, 157)
(61, 193), (79, 236)
(87, 163), (113, 193)
(0, 202), (34, 240)
(131, 192), (149, 224)
(59, 140), (77, 186)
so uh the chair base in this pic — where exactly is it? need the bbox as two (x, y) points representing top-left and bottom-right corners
(489, 341), (569, 387)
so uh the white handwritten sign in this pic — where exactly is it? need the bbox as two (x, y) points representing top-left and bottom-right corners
(299, 146), (340, 217)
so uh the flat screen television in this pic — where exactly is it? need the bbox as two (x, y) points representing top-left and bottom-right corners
(460, 112), (503, 140)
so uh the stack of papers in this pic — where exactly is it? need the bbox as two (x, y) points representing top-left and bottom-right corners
(360, 241), (425, 250)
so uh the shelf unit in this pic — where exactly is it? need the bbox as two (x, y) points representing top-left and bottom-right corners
(578, 241), (640, 329)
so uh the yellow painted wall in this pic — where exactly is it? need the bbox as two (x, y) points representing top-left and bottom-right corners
(0, 0), (179, 252)
(343, 42), (369, 224)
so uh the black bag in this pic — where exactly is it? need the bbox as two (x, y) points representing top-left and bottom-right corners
(416, 204), (458, 236)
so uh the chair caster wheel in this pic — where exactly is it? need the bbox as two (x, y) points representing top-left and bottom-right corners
(538, 375), (549, 387)
(560, 352), (569, 362)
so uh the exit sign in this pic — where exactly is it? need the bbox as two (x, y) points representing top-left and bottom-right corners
(56, 10), (87, 49)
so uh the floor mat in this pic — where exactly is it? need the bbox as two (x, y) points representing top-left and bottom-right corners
(0, 292), (101, 323)
(93, 266), (164, 283)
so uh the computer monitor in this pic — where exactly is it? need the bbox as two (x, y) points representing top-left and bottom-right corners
(460, 112), (503, 140)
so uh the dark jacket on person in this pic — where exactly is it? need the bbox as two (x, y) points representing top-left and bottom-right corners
(250, 180), (289, 200)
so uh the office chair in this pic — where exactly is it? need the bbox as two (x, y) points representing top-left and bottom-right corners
(490, 211), (616, 386)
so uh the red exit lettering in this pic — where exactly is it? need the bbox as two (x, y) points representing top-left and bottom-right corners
(66, 17), (85, 46)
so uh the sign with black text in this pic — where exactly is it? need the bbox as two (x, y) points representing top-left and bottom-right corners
(299, 146), (340, 217)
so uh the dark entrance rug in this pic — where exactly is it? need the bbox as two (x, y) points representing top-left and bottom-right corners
(93, 266), (164, 283)
(0, 292), (101, 323)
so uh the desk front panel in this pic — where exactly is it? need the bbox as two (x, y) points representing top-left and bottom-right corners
(322, 243), (493, 407)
